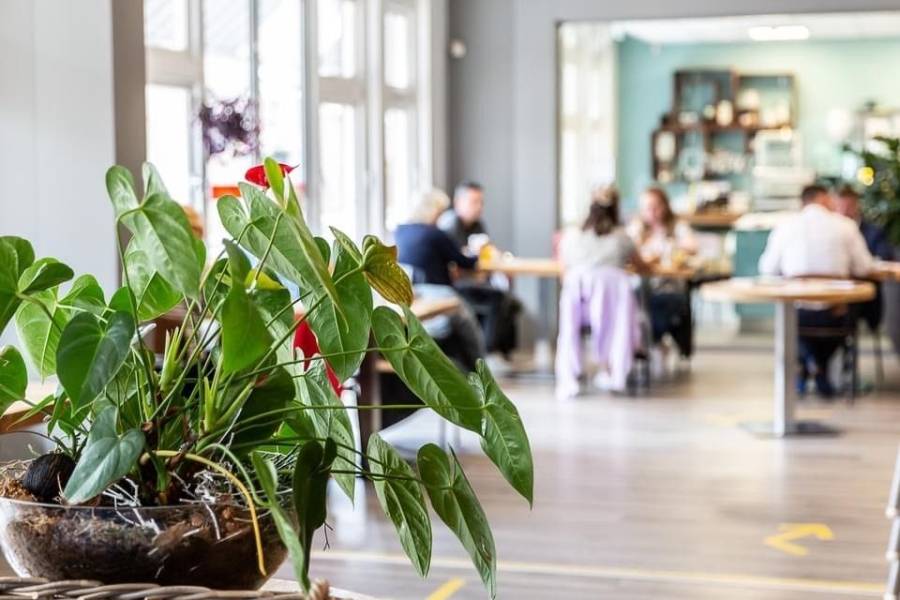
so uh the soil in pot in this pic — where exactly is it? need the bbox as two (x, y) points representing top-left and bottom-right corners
(0, 471), (288, 589)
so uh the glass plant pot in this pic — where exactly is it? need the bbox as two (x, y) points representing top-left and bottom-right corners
(0, 495), (288, 589)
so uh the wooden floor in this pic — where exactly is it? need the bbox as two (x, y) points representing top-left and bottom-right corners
(300, 333), (900, 599)
(2, 332), (899, 599)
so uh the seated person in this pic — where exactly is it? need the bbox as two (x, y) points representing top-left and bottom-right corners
(832, 184), (894, 332)
(556, 190), (649, 395)
(626, 186), (697, 361)
(759, 184), (874, 397)
(560, 187), (646, 273)
(438, 181), (521, 361)
(395, 188), (477, 286)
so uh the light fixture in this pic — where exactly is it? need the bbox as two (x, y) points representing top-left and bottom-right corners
(748, 25), (810, 42)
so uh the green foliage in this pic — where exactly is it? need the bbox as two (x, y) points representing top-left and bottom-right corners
(418, 444), (497, 598)
(855, 136), (900, 247)
(0, 346), (27, 416)
(63, 405), (145, 504)
(0, 159), (531, 598)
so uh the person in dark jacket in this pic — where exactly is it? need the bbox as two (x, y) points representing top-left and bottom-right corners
(833, 184), (894, 331)
(395, 189), (477, 285)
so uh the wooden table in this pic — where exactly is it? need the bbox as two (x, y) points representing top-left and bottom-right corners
(478, 256), (729, 281)
(701, 277), (876, 437)
(871, 260), (900, 282)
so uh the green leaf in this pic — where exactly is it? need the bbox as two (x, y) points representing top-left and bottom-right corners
(367, 434), (432, 577)
(418, 444), (497, 598)
(14, 289), (65, 378)
(305, 236), (372, 382)
(118, 192), (201, 299)
(329, 227), (362, 264)
(295, 360), (357, 501)
(142, 162), (169, 198)
(224, 239), (252, 286)
(105, 166), (140, 217)
(251, 452), (311, 592)
(371, 306), (483, 432)
(254, 286), (295, 365)
(314, 237), (331, 267)
(61, 275), (106, 314)
(220, 285), (273, 376)
(232, 367), (295, 449)
(63, 405), (145, 504)
(361, 236), (413, 306)
(291, 439), (336, 591)
(469, 360), (533, 506)
(17, 258), (74, 295)
(0, 237), (34, 335)
(264, 157), (286, 202)
(0, 346), (27, 417)
(56, 311), (135, 406)
(120, 240), (181, 321)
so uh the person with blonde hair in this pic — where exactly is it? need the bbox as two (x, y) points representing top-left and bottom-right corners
(395, 188), (478, 286)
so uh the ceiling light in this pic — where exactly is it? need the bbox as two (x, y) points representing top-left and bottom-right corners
(748, 25), (810, 41)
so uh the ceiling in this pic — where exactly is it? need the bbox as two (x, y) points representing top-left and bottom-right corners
(610, 12), (900, 45)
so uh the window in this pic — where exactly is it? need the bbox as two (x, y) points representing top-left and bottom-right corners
(143, 0), (433, 248)
(382, 0), (419, 232)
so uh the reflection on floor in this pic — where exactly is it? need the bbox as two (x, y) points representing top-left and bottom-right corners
(304, 331), (899, 599)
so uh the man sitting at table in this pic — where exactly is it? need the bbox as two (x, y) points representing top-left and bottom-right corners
(833, 183), (894, 335)
(438, 181), (521, 365)
(758, 184), (874, 398)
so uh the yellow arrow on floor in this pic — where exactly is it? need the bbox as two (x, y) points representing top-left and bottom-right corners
(426, 578), (466, 600)
(764, 523), (834, 556)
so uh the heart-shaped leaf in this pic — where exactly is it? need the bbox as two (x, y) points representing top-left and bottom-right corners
(418, 444), (497, 598)
(231, 367), (295, 449)
(361, 236), (413, 306)
(142, 162), (169, 198)
(57, 311), (135, 406)
(63, 405), (145, 504)
(295, 359), (357, 501)
(368, 434), (432, 577)
(0, 346), (27, 417)
(372, 306), (483, 432)
(220, 285), (273, 376)
(469, 360), (533, 506)
(16, 276), (106, 378)
(117, 240), (181, 321)
(106, 166), (140, 217)
(18, 258), (74, 295)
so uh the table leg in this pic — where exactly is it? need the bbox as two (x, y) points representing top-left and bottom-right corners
(742, 301), (840, 438)
(773, 300), (797, 436)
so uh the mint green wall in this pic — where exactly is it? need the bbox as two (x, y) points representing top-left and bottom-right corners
(616, 35), (900, 209)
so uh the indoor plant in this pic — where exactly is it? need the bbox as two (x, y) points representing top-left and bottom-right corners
(0, 159), (533, 598)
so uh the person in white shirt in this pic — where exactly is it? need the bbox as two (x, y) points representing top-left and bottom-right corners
(758, 184), (874, 397)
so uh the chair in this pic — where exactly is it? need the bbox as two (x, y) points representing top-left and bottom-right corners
(556, 266), (645, 398)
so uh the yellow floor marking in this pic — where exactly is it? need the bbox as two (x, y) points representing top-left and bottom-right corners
(311, 549), (882, 596)
(426, 578), (466, 600)
(764, 523), (835, 557)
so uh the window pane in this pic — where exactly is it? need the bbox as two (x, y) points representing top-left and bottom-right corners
(144, 0), (189, 51)
(319, 103), (359, 239)
(203, 0), (252, 99)
(384, 107), (414, 231)
(318, 0), (357, 78)
(384, 10), (413, 90)
(258, 0), (304, 167)
(146, 84), (194, 207)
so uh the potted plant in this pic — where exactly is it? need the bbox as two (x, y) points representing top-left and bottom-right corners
(855, 137), (900, 354)
(0, 159), (533, 598)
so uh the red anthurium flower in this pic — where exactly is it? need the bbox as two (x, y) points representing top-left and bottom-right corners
(293, 321), (342, 396)
(244, 163), (295, 188)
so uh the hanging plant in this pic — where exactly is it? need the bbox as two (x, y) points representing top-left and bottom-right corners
(199, 96), (260, 158)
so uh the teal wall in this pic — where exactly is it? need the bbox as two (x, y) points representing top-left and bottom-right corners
(616, 35), (900, 210)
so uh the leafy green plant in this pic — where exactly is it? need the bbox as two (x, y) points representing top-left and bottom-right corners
(856, 136), (900, 247)
(0, 159), (532, 598)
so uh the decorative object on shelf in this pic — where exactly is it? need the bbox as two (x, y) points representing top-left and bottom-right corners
(0, 158), (533, 599)
(198, 96), (260, 158)
(716, 100), (734, 127)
